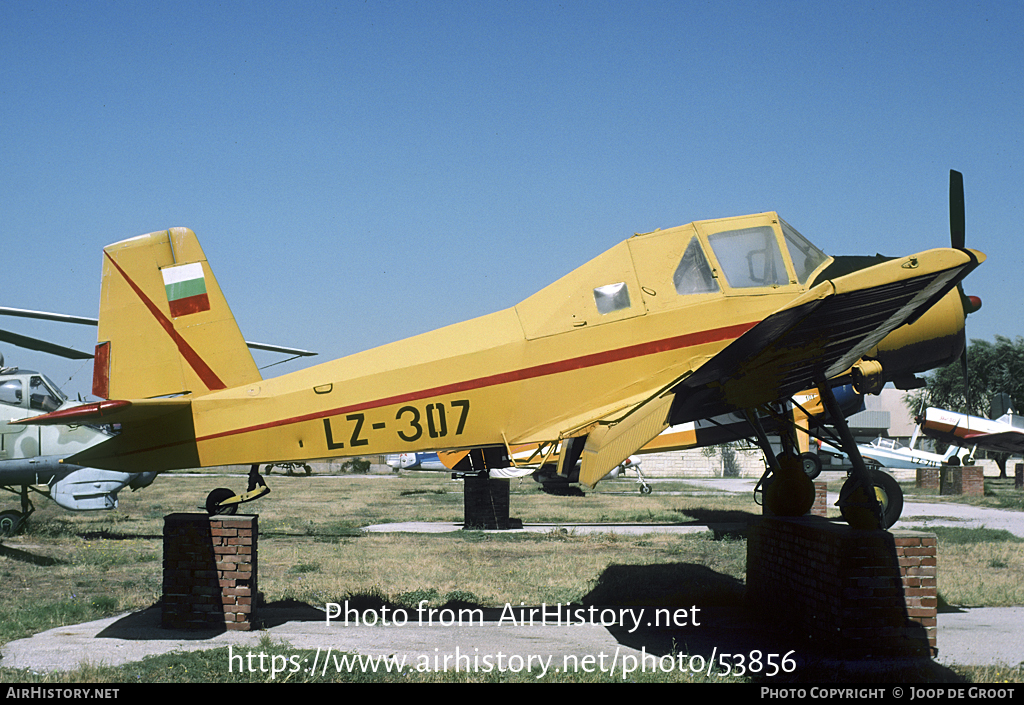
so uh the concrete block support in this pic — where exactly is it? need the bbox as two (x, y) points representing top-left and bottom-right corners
(747, 517), (936, 659)
(162, 513), (258, 631)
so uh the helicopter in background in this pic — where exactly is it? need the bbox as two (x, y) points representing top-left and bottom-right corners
(0, 352), (159, 535)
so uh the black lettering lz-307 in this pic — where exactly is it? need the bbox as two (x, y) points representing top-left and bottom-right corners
(323, 400), (470, 449)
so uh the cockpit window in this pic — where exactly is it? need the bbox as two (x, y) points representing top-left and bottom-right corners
(707, 226), (788, 288)
(593, 282), (631, 314)
(0, 380), (23, 407)
(780, 218), (829, 284)
(30, 376), (64, 413)
(673, 237), (719, 295)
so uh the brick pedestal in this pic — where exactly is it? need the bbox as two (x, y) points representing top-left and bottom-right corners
(811, 481), (827, 517)
(747, 516), (937, 658)
(463, 475), (521, 529)
(162, 513), (258, 630)
(916, 467), (940, 490)
(940, 465), (984, 496)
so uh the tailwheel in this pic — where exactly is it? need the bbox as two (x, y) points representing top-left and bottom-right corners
(839, 470), (903, 530)
(205, 465), (273, 515)
(206, 488), (238, 516)
(0, 509), (23, 537)
(800, 452), (822, 480)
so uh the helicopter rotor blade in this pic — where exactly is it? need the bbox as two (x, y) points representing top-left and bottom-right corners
(0, 329), (94, 360)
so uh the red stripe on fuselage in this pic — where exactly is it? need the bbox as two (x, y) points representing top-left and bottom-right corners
(104, 251), (226, 391)
(193, 320), (759, 445)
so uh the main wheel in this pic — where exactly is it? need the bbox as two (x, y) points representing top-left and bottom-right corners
(764, 453), (816, 517)
(0, 509), (23, 537)
(206, 488), (238, 516)
(872, 470), (904, 529)
(839, 470), (904, 530)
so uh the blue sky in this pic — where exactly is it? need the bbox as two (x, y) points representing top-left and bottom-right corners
(2, 1), (1021, 399)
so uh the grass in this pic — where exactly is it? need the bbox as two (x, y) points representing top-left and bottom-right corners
(1, 470), (1022, 683)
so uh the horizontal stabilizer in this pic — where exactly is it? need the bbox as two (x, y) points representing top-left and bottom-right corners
(17, 397), (190, 426)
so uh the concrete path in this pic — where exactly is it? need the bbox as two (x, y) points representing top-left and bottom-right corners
(3, 594), (1021, 674)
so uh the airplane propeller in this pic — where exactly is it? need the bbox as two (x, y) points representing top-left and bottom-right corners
(949, 170), (981, 415)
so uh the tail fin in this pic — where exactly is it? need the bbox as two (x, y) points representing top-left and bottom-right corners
(93, 227), (261, 399)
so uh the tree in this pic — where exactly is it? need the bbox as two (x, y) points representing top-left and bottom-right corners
(906, 335), (1024, 477)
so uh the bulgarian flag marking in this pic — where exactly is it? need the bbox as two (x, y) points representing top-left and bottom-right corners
(162, 262), (211, 317)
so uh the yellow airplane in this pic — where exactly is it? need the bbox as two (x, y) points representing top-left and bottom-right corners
(21, 173), (983, 529)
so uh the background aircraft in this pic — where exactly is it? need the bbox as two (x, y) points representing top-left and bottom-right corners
(20, 172), (985, 530)
(400, 449), (652, 494)
(0, 305), (318, 369)
(818, 436), (964, 471)
(386, 452), (448, 471)
(0, 353), (158, 535)
(919, 404), (1024, 456)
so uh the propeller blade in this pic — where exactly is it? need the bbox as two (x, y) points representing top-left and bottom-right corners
(949, 170), (971, 412)
(950, 169), (965, 250)
(960, 348), (970, 414)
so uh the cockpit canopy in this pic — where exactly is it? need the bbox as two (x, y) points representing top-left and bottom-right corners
(0, 372), (67, 413)
(516, 211), (833, 340)
(678, 217), (829, 293)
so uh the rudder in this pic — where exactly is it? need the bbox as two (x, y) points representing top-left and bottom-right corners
(93, 228), (261, 399)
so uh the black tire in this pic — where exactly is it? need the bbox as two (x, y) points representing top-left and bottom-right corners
(800, 452), (822, 480)
(206, 488), (238, 516)
(0, 510), (22, 537)
(839, 470), (904, 530)
(872, 470), (904, 529)
(639, 483), (652, 495)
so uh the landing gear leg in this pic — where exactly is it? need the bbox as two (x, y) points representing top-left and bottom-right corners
(205, 464), (271, 515)
(817, 381), (886, 530)
(747, 409), (815, 517)
(635, 465), (652, 495)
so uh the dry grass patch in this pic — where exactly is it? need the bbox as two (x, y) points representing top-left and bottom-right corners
(260, 531), (746, 610)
